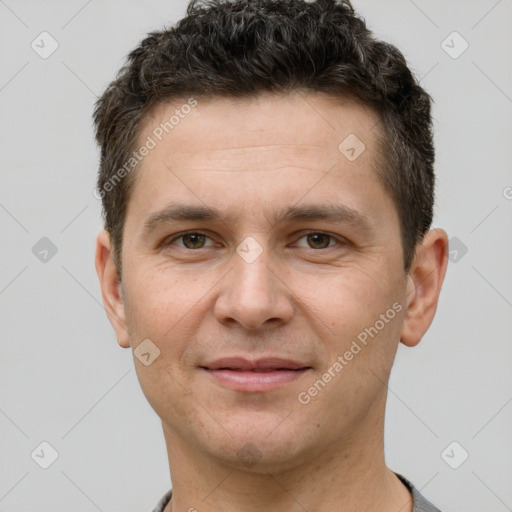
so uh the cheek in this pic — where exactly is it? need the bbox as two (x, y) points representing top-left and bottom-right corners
(295, 267), (404, 380)
(122, 268), (202, 416)
(123, 263), (203, 332)
(297, 266), (398, 329)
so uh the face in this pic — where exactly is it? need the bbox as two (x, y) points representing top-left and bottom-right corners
(96, 92), (448, 472)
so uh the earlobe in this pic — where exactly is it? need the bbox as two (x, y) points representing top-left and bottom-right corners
(400, 229), (449, 348)
(95, 230), (131, 348)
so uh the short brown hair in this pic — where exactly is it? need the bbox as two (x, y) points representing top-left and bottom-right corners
(94, 0), (435, 278)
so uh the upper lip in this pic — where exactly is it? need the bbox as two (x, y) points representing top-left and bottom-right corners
(201, 357), (311, 371)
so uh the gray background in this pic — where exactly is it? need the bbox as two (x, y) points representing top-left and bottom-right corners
(1, 0), (511, 510)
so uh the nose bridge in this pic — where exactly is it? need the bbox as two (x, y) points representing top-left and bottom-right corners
(214, 240), (293, 330)
(235, 247), (273, 300)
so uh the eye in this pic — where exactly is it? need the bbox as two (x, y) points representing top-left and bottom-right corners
(295, 232), (343, 249)
(164, 232), (215, 249)
(162, 231), (346, 251)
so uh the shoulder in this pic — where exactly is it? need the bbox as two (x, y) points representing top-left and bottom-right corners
(395, 473), (443, 512)
(150, 488), (173, 512)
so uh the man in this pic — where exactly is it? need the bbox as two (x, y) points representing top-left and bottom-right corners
(94, 0), (448, 510)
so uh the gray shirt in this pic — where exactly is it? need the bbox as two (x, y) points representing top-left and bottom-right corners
(150, 472), (441, 511)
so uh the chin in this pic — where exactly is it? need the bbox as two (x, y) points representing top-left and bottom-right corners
(202, 416), (308, 470)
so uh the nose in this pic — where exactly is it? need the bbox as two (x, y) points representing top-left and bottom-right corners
(213, 245), (294, 331)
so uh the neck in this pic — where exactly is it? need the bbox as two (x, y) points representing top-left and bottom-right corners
(161, 394), (412, 512)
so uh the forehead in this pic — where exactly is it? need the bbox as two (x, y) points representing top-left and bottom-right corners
(133, 92), (383, 185)
(139, 92), (381, 157)
(126, 92), (389, 226)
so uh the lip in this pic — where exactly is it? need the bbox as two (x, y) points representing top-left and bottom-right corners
(202, 356), (309, 371)
(200, 357), (312, 392)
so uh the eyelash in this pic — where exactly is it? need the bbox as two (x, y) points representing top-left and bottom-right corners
(162, 231), (346, 250)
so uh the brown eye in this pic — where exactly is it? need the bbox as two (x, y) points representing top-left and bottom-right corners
(305, 233), (335, 249)
(180, 233), (207, 249)
(164, 232), (213, 249)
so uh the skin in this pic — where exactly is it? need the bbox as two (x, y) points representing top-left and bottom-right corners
(96, 92), (448, 512)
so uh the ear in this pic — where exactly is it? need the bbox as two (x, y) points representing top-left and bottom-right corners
(95, 230), (130, 348)
(400, 228), (449, 347)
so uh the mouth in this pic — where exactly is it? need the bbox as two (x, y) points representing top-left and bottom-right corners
(199, 357), (312, 392)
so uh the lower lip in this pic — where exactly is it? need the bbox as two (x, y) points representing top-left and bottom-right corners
(202, 368), (310, 392)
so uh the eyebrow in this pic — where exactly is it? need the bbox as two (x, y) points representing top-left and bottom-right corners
(142, 203), (373, 236)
